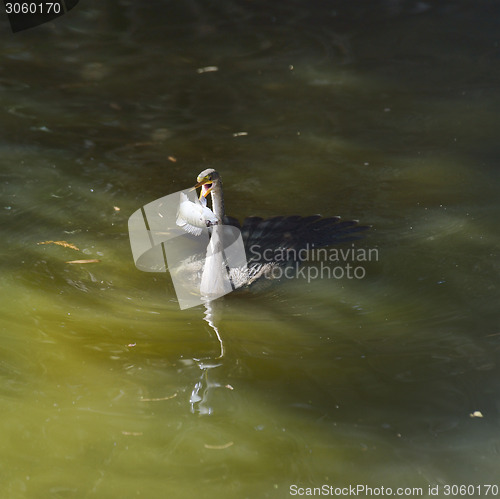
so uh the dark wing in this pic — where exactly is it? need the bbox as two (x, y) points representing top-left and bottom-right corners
(225, 214), (369, 270)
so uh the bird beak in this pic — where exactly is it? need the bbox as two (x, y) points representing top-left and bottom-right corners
(193, 177), (213, 199)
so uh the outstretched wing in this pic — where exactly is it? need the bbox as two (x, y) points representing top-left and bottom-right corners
(225, 214), (369, 272)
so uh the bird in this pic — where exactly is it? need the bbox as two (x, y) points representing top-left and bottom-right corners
(176, 168), (369, 296)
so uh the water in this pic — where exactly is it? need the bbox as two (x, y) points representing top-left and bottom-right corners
(1, 1), (499, 497)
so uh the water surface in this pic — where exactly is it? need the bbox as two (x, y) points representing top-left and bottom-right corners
(1, 1), (499, 497)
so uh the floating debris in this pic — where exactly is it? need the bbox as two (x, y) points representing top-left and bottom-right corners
(204, 441), (234, 450)
(140, 393), (177, 402)
(31, 125), (51, 133)
(168, 156), (177, 163)
(113, 206), (121, 212)
(82, 62), (108, 81)
(470, 411), (484, 418)
(38, 240), (79, 251)
(65, 259), (101, 264)
(151, 128), (172, 141)
(197, 66), (219, 74)
(232, 131), (248, 137)
(122, 431), (143, 436)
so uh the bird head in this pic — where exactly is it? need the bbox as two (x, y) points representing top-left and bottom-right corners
(193, 168), (220, 200)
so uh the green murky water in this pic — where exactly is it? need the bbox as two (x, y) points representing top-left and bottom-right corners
(1, 1), (499, 497)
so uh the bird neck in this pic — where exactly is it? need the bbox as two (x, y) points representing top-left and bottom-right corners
(210, 183), (225, 222)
